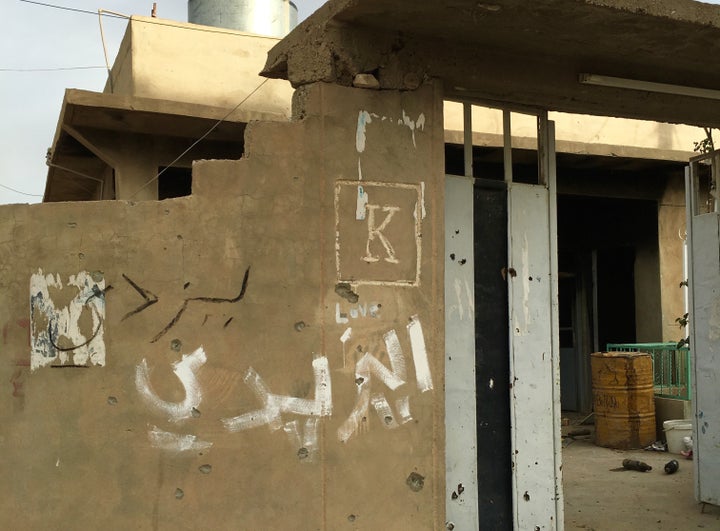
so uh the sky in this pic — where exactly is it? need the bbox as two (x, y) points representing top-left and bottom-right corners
(3, 0), (720, 204)
(0, 0), (326, 204)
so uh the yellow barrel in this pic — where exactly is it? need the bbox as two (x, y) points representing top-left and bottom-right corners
(591, 352), (656, 449)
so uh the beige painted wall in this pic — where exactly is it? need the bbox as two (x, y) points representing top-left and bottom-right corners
(444, 101), (701, 160)
(659, 174), (688, 343)
(0, 82), (444, 529)
(106, 17), (294, 119)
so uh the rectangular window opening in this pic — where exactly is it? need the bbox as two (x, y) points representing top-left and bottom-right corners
(158, 166), (192, 200)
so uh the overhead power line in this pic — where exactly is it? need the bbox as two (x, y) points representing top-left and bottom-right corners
(18, 0), (127, 19)
(129, 78), (271, 199)
(0, 66), (106, 72)
(0, 182), (43, 197)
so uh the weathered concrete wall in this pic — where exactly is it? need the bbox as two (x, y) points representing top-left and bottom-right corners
(658, 174), (687, 343)
(107, 17), (294, 119)
(0, 82), (444, 529)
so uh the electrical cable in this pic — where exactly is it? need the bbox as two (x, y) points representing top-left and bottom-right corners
(0, 182), (43, 197)
(0, 66), (106, 72)
(18, 0), (127, 19)
(17, 0), (283, 39)
(128, 78), (270, 199)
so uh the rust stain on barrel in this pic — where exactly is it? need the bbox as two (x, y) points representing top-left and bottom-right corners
(591, 351), (656, 450)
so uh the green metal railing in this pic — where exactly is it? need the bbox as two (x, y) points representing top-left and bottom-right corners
(606, 342), (692, 401)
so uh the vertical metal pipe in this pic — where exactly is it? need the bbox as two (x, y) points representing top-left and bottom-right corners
(463, 102), (473, 178)
(503, 110), (512, 183)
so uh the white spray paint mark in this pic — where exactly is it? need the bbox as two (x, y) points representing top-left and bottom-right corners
(489, 378), (495, 390)
(148, 426), (213, 452)
(222, 357), (332, 432)
(454, 278), (465, 321)
(30, 269), (106, 370)
(338, 383), (370, 443)
(338, 302), (381, 323)
(363, 204), (401, 264)
(420, 181), (427, 220)
(401, 110), (426, 148)
(383, 329), (408, 382)
(303, 418), (319, 462)
(465, 279), (475, 317)
(283, 420), (302, 448)
(372, 394), (399, 429)
(135, 347), (207, 422)
(335, 303), (350, 324)
(408, 315), (433, 392)
(283, 419), (319, 462)
(449, 277), (475, 322)
(395, 396), (413, 424)
(356, 353), (405, 390)
(340, 327), (353, 368)
(356, 110), (372, 153)
(356, 185), (368, 220)
(55, 458), (60, 468)
(521, 233), (530, 334)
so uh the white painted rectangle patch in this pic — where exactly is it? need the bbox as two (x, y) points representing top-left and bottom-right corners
(30, 269), (106, 370)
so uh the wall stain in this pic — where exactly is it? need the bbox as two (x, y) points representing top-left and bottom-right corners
(335, 283), (359, 303)
(406, 472), (425, 492)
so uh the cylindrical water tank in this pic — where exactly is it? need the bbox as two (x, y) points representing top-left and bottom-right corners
(188, 0), (298, 38)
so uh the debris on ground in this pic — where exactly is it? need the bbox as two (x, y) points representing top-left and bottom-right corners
(681, 436), (694, 459)
(644, 440), (667, 452)
(664, 460), (679, 474)
(621, 459), (652, 472)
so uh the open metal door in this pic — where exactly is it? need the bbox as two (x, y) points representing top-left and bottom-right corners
(444, 106), (562, 530)
(507, 114), (563, 530)
(686, 151), (720, 507)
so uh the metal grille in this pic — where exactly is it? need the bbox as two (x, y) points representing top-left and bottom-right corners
(606, 343), (692, 400)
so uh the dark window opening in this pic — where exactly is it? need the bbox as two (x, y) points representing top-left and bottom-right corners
(158, 166), (192, 199)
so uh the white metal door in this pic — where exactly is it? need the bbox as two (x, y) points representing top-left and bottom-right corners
(444, 175), (479, 528)
(686, 153), (720, 506)
(507, 118), (563, 530)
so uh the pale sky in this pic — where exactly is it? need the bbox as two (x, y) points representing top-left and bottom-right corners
(2, 0), (720, 204)
(0, 0), (326, 204)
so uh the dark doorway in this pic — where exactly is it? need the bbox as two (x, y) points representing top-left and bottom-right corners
(474, 179), (512, 528)
(557, 195), (659, 412)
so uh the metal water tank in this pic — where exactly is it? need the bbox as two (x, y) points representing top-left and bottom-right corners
(188, 0), (298, 38)
(591, 351), (657, 450)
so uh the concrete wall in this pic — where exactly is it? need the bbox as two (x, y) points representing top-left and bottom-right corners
(0, 82), (445, 529)
(659, 174), (688, 343)
(444, 102), (701, 160)
(106, 17), (294, 119)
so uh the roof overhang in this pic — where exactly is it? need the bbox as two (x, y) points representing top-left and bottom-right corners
(262, 0), (720, 127)
(45, 89), (285, 201)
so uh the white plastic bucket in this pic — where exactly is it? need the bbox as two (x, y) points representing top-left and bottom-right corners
(663, 419), (693, 454)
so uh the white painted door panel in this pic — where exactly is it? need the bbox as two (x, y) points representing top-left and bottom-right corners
(444, 175), (479, 528)
(508, 183), (562, 530)
(688, 211), (720, 506)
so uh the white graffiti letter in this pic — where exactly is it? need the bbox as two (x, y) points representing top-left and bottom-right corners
(222, 356), (332, 432)
(363, 204), (401, 264)
(135, 347), (207, 422)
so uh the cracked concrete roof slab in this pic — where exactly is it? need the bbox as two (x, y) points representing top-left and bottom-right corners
(263, 0), (720, 126)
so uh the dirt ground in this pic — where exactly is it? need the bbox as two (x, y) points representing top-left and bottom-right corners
(562, 422), (720, 530)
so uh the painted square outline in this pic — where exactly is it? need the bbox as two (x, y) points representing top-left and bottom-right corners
(334, 180), (423, 287)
